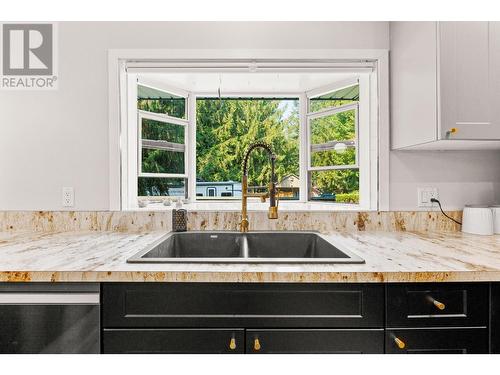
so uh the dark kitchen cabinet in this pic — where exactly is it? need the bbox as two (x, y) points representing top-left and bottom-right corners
(386, 328), (488, 354)
(100, 282), (494, 354)
(386, 283), (489, 354)
(103, 329), (244, 354)
(246, 329), (384, 354)
(2, 281), (495, 354)
(102, 283), (385, 354)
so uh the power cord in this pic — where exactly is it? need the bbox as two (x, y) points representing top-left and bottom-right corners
(430, 198), (462, 225)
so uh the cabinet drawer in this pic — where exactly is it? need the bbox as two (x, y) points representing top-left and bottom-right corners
(386, 283), (488, 328)
(246, 329), (384, 354)
(102, 329), (244, 354)
(103, 283), (383, 328)
(386, 328), (488, 354)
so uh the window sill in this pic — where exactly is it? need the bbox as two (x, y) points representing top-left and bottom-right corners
(129, 200), (374, 212)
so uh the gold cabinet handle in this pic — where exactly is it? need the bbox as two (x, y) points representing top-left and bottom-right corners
(426, 295), (446, 310)
(254, 338), (261, 351)
(229, 337), (236, 350)
(446, 127), (457, 138)
(432, 299), (446, 310)
(394, 337), (406, 349)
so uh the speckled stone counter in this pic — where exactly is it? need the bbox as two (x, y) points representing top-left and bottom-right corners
(0, 210), (462, 233)
(0, 229), (499, 283)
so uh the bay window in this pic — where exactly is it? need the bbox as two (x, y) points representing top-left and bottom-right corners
(120, 60), (378, 210)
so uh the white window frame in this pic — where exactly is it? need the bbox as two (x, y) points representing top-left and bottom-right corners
(306, 102), (360, 172)
(135, 80), (190, 198)
(112, 54), (387, 211)
(305, 77), (366, 204)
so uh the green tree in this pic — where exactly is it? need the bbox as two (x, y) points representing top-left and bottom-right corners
(196, 99), (299, 187)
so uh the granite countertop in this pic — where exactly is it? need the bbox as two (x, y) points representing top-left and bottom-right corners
(0, 230), (499, 283)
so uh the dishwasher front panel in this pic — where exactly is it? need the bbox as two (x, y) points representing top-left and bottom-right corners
(0, 283), (100, 354)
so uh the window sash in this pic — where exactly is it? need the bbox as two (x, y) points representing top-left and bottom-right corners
(137, 79), (189, 120)
(307, 102), (359, 172)
(136, 77), (189, 184)
(137, 111), (188, 179)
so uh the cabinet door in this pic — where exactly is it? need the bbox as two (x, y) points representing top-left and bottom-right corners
(439, 22), (500, 140)
(245, 329), (384, 354)
(103, 329), (244, 354)
(390, 21), (439, 149)
(386, 328), (488, 354)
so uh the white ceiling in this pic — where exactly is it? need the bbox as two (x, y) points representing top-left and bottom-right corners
(137, 72), (356, 94)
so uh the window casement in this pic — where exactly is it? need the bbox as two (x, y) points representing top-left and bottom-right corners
(136, 80), (190, 199)
(137, 111), (188, 191)
(121, 60), (378, 210)
(305, 79), (360, 203)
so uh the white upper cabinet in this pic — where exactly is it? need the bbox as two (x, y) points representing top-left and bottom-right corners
(391, 22), (500, 150)
(440, 22), (493, 139)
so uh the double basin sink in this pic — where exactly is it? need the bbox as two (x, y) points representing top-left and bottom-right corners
(127, 231), (364, 264)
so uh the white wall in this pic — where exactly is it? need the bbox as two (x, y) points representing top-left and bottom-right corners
(390, 151), (500, 210)
(0, 21), (498, 211)
(0, 21), (389, 211)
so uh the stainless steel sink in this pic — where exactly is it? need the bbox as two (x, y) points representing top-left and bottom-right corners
(127, 231), (364, 264)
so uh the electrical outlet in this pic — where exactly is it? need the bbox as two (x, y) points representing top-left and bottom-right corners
(62, 187), (74, 207)
(417, 187), (439, 207)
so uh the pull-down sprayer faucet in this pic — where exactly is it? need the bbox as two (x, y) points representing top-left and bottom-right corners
(239, 142), (278, 233)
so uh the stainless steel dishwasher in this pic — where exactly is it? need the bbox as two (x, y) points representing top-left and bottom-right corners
(0, 283), (100, 353)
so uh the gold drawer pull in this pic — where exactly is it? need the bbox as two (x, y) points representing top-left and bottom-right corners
(394, 337), (406, 349)
(229, 338), (236, 350)
(432, 299), (446, 310)
(254, 338), (261, 351)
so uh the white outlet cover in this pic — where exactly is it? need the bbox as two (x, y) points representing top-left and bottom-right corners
(417, 187), (439, 207)
(62, 187), (74, 207)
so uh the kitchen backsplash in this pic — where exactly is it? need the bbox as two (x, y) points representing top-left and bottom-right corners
(0, 210), (462, 233)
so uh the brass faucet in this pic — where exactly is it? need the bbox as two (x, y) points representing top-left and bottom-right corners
(240, 142), (278, 232)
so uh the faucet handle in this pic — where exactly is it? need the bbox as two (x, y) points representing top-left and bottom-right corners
(240, 218), (249, 232)
(268, 206), (278, 219)
(267, 183), (279, 220)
